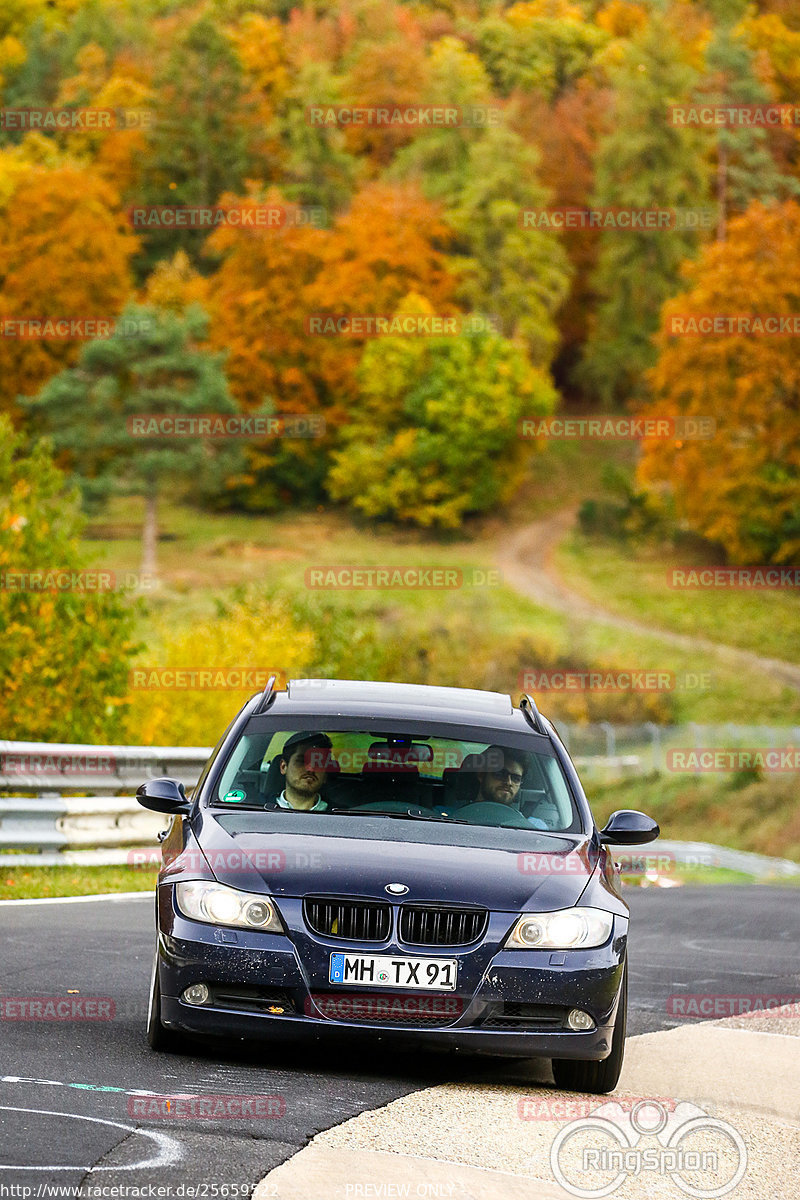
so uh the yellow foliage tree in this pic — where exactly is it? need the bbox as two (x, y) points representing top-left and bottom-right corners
(0, 416), (138, 743)
(54, 42), (156, 197)
(124, 599), (316, 747)
(143, 250), (210, 314)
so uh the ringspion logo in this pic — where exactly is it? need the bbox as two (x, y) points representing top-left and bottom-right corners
(550, 1100), (746, 1198)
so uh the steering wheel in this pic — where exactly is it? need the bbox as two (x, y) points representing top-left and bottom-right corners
(455, 802), (535, 829)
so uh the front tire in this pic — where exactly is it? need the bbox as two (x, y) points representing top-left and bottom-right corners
(146, 948), (184, 1052)
(551, 960), (627, 1094)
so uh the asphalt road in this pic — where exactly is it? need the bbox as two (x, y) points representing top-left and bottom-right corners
(1, 886), (798, 1195)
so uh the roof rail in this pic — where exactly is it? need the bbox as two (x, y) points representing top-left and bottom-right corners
(253, 673), (279, 715)
(519, 693), (547, 736)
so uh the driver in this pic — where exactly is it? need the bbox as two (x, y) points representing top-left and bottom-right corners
(264, 731), (332, 811)
(475, 746), (529, 809)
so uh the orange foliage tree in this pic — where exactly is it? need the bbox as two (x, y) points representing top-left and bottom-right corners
(515, 79), (611, 378)
(339, 7), (431, 168)
(202, 181), (456, 509)
(206, 181), (455, 416)
(0, 164), (137, 413)
(304, 181), (456, 408)
(638, 201), (800, 564)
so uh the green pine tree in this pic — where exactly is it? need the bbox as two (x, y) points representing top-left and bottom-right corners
(138, 14), (255, 271)
(21, 303), (242, 582)
(447, 127), (573, 369)
(703, 0), (800, 239)
(577, 17), (711, 406)
(273, 60), (359, 214)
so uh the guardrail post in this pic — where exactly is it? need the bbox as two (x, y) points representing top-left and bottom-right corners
(643, 722), (661, 772)
(599, 722), (615, 758)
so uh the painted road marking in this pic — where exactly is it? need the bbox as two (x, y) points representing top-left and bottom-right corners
(0, 1075), (199, 1100)
(0, 1105), (182, 1171)
(0, 892), (152, 906)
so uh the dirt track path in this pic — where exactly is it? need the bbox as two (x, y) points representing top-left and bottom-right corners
(496, 509), (800, 692)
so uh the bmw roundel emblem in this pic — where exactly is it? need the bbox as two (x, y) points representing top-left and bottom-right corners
(385, 882), (409, 895)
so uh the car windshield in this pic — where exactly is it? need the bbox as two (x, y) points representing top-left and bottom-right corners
(211, 727), (579, 832)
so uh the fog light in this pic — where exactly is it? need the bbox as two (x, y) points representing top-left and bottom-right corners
(567, 1008), (594, 1031)
(183, 983), (210, 1006)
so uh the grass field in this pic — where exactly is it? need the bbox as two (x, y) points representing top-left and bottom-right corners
(619, 865), (761, 886)
(0, 865), (157, 901)
(555, 532), (800, 667)
(80, 481), (800, 726)
(589, 771), (800, 864)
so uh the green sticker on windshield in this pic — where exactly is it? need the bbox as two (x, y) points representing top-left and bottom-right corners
(221, 789), (246, 803)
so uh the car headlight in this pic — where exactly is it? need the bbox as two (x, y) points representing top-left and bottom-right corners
(175, 881), (283, 932)
(505, 907), (613, 949)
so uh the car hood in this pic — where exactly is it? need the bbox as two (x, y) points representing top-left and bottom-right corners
(191, 811), (599, 911)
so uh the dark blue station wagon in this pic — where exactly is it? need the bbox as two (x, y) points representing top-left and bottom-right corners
(137, 679), (658, 1093)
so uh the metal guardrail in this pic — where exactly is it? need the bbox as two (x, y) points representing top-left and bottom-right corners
(0, 740), (211, 862)
(0, 796), (169, 854)
(649, 839), (800, 881)
(558, 722), (800, 777)
(0, 740), (210, 793)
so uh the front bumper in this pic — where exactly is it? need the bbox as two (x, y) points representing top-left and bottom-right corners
(156, 886), (627, 1059)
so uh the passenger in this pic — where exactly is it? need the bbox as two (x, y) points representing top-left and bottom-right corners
(265, 731), (332, 811)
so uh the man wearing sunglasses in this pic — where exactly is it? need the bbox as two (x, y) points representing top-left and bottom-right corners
(475, 745), (529, 808)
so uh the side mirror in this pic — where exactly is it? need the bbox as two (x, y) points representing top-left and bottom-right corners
(136, 777), (191, 815)
(599, 809), (660, 845)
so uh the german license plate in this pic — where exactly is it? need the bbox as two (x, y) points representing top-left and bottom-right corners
(329, 953), (457, 990)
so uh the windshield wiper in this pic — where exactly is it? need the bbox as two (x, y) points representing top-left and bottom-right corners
(211, 803), (268, 811)
(328, 808), (474, 825)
